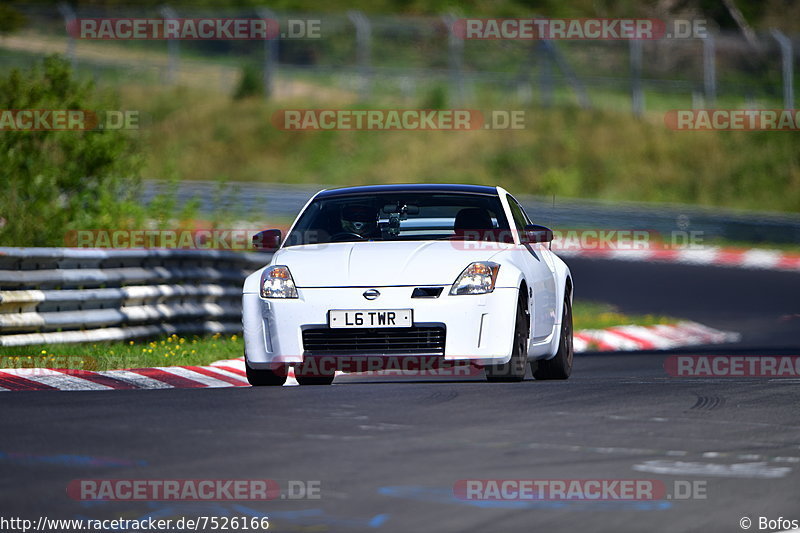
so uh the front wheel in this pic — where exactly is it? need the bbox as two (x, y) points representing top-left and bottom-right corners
(533, 295), (573, 380)
(485, 294), (529, 382)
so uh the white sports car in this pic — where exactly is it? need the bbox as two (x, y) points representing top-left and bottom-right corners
(242, 184), (573, 385)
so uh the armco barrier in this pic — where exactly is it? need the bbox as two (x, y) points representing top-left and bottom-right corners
(0, 248), (271, 347)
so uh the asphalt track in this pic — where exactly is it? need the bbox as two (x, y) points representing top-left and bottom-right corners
(1, 258), (799, 533)
(567, 257), (800, 350)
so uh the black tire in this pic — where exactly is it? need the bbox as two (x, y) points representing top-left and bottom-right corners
(245, 360), (288, 386)
(485, 294), (529, 382)
(533, 295), (573, 380)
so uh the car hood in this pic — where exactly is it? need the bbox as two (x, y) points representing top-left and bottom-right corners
(271, 240), (504, 287)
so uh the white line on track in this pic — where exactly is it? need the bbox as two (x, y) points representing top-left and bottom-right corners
(97, 370), (173, 389)
(2, 368), (112, 391)
(156, 366), (239, 388)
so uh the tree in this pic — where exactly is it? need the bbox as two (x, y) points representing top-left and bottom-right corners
(0, 56), (144, 246)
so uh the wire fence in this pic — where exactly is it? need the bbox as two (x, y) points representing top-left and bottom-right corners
(1, 4), (796, 114)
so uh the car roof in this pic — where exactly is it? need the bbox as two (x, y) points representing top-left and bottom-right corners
(315, 183), (499, 199)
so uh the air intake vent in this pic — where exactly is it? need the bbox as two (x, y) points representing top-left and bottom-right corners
(303, 327), (445, 355)
(411, 287), (443, 298)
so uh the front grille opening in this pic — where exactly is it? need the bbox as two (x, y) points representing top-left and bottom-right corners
(303, 326), (445, 355)
(411, 287), (443, 298)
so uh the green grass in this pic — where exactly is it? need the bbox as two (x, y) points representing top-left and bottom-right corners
(124, 87), (800, 213)
(571, 301), (677, 330)
(0, 333), (242, 372)
(3, 42), (798, 213)
(0, 302), (674, 371)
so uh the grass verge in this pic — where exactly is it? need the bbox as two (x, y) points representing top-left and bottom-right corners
(123, 87), (800, 213)
(571, 301), (677, 330)
(0, 333), (242, 372)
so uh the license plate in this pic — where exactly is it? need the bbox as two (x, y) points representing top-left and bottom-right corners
(328, 309), (412, 329)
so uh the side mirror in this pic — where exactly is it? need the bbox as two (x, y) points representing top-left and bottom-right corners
(252, 229), (282, 252)
(524, 224), (553, 244)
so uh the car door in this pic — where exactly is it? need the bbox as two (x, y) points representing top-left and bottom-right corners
(506, 194), (558, 342)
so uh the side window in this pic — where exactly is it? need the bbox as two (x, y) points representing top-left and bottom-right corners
(506, 194), (529, 233)
(519, 202), (532, 225)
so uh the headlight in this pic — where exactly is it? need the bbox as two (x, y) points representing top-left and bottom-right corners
(260, 265), (298, 298)
(450, 262), (500, 295)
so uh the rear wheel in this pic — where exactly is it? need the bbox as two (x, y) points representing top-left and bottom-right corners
(245, 360), (288, 386)
(533, 295), (573, 380)
(485, 294), (529, 382)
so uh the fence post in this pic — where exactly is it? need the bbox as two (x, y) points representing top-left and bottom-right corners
(57, 2), (77, 70)
(703, 32), (716, 108)
(257, 8), (279, 99)
(160, 6), (180, 85)
(347, 11), (372, 101)
(515, 43), (538, 106)
(442, 14), (464, 107)
(538, 40), (553, 107)
(546, 40), (590, 109)
(771, 29), (795, 110)
(629, 39), (644, 116)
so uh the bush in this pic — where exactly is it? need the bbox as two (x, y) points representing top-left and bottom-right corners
(233, 63), (265, 100)
(0, 5), (26, 34)
(420, 84), (448, 110)
(0, 56), (145, 247)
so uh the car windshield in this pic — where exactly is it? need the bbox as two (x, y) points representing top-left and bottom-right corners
(283, 192), (512, 246)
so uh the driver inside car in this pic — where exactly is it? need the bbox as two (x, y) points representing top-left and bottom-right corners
(340, 205), (378, 238)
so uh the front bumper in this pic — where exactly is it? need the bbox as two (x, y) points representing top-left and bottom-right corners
(242, 286), (519, 368)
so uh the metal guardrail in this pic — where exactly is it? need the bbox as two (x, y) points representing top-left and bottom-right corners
(0, 248), (271, 347)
